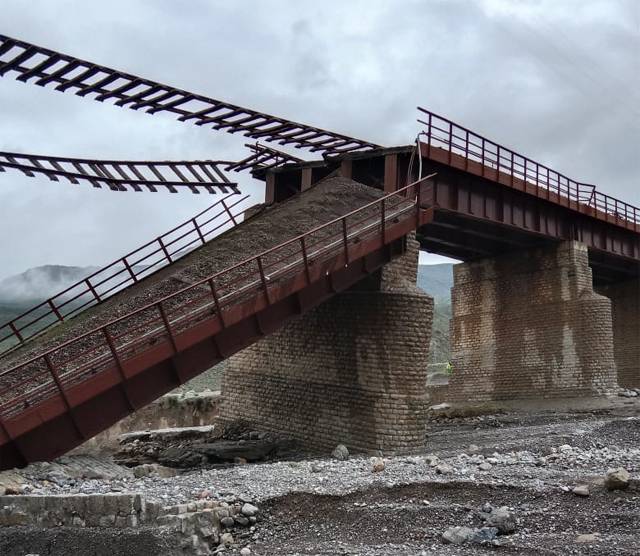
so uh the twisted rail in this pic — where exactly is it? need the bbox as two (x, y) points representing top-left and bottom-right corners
(0, 193), (250, 355)
(0, 174), (436, 424)
(0, 151), (238, 194)
(0, 34), (378, 156)
(418, 107), (639, 231)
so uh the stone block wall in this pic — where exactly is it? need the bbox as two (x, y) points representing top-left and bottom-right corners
(218, 235), (433, 454)
(597, 279), (640, 389)
(447, 241), (618, 402)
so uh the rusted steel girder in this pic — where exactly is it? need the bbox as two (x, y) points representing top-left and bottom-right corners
(0, 34), (379, 156)
(0, 151), (238, 194)
(418, 107), (640, 230)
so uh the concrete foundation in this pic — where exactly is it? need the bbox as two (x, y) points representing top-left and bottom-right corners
(218, 236), (433, 454)
(597, 279), (640, 389)
(447, 241), (619, 402)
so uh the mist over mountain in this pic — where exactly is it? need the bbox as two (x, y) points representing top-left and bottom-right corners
(0, 265), (99, 303)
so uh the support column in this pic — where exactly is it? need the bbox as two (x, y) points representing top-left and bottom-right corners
(447, 241), (618, 402)
(218, 236), (433, 455)
(597, 279), (640, 389)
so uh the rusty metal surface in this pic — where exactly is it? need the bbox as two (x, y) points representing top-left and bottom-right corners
(0, 34), (379, 156)
(0, 176), (435, 468)
(0, 151), (238, 194)
(418, 107), (639, 231)
(225, 143), (304, 173)
(0, 193), (250, 355)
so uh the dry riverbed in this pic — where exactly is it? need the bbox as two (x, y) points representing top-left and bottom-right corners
(2, 399), (639, 555)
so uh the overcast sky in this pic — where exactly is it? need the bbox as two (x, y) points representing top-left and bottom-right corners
(0, 0), (638, 280)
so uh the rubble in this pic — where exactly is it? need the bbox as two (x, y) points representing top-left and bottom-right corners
(604, 467), (631, 490)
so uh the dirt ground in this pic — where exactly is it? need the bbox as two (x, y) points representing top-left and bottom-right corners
(248, 402), (640, 555)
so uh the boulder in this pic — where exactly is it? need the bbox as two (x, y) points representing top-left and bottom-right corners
(572, 485), (590, 497)
(442, 526), (475, 545)
(604, 468), (630, 491)
(484, 506), (516, 534)
(332, 444), (349, 461)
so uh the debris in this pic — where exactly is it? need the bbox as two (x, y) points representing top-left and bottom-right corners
(332, 444), (349, 461)
(371, 457), (385, 473)
(572, 484), (590, 497)
(604, 468), (630, 491)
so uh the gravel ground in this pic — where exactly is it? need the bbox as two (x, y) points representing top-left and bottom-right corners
(8, 399), (640, 555)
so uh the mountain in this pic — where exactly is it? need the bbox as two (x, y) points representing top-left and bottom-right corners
(0, 265), (100, 304)
(417, 263), (453, 302)
(417, 263), (455, 365)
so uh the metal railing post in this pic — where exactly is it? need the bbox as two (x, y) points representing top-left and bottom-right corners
(207, 278), (226, 328)
(300, 237), (312, 285)
(221, 198), (238, 226)
(341, 218), (350, 265)
(157, 302), (177, 352)
(256, 257), (271, 305)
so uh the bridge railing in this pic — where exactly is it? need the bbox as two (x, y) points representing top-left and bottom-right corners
(0, 192), (250, 355)
(418, 108), (639, 229)
(0, 175), (436, 423)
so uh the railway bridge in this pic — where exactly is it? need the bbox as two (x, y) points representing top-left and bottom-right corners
(0, 34), (637, 468)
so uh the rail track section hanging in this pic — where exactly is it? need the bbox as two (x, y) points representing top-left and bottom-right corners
(0, 34), (379, 156)
(0, 151), (238, 194)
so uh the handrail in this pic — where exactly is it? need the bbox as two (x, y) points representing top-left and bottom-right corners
(417, 107), (639, 229)
(0, 192), (250, 355)
(0, 174), (436, 394)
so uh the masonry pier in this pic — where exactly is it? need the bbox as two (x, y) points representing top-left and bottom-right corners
(218, 236), (433, 454)
(597, 279), (640, 389)
(447, 241), (620, 402)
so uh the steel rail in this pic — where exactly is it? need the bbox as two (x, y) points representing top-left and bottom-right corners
(225, 143), (304, 173)
(0, 193), (251, 355)
(0, 34), (379, 156)
(0, 151), (238, 194)
(418, 107), (640, 229)
(0, 172), (436, 408)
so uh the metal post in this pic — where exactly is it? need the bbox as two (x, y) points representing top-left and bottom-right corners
(193, 218), (206, 244)
(44, 354), (83, 438)
(380, 199), (386, 244)
(8, 322), (24, 343)
(102, 327), (135, 410)
(221, 198), (238, 226)
(300, 237), (312, 285)
(208, 278), (226, 328)
(47, 299), (64, 322)
(256, 257), (271, 305)
(85, 278), (101, 303)
(341, 218), (350, 265)
(122, 257), (138, 282)
(157, 237), (172, 263)
(157, 302), (177, 352)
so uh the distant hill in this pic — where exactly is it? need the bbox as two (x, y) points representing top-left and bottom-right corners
(417, 263), (454, 365)
(417, 263), (453, 302)
(0, 265), (100, 304)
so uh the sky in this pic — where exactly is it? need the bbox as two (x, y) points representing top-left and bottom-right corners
(0, 0), (638, 279)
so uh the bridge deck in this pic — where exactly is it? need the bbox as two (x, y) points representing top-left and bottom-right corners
(0, 176), (428, 468)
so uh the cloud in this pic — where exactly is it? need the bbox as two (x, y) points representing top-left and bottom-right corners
(0, 0), (638, 279)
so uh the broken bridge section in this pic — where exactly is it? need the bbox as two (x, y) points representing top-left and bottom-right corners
(0, 176), (434, 469)
(219, 235), (433, 455)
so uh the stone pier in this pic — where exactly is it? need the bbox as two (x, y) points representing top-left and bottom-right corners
(447, 241), (619, 402)
(597, 279), (640, 389)
(218, 236), (433, 455)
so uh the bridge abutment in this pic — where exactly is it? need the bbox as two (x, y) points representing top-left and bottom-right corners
(218, 236), (432, 455)
(596, 279), (640, 389)
(447, 241), (619, 402)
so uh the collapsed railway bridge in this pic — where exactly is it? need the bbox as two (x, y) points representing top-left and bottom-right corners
(0, 34), (638, 470)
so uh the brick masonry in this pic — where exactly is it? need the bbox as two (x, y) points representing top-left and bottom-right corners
(597, 279), (640, 389)
(218, 235), (433, 455)
(447, 241), (619, 402)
